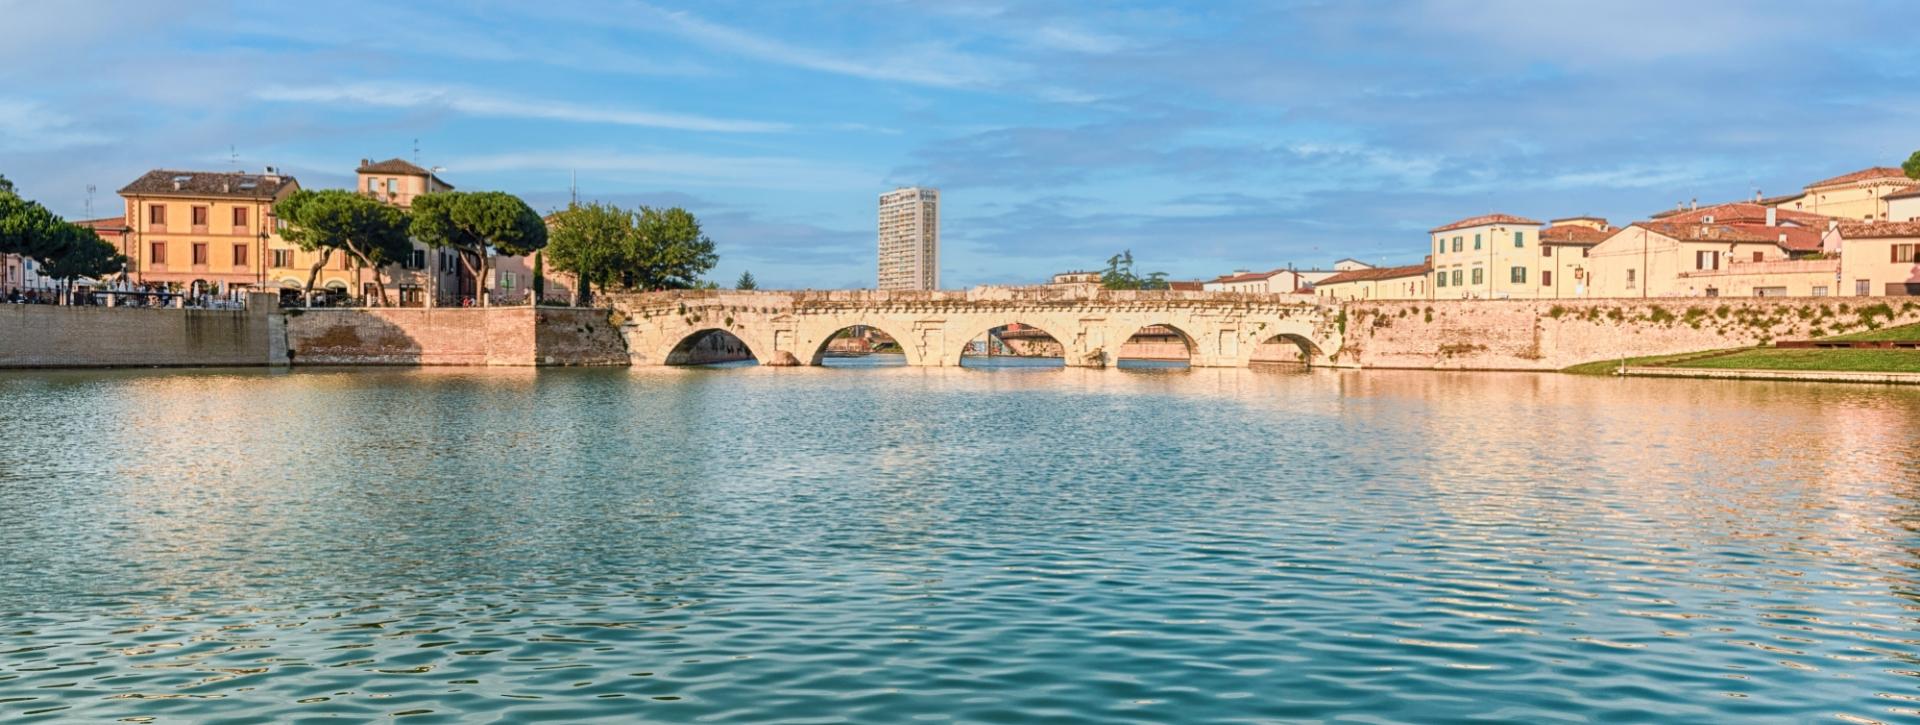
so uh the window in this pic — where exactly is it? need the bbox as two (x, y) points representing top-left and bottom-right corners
(271, 249), (293, 268)
(1453, 236), (1462, 252)
(1510, 267), (1527, 284)
(1857, 279), (1872, 296)
(1894, 244), (1918, 264)
(1451, 269), (1462, 286)
(1436, 271), (1448, 288)
(233, 207), (248, 228)
(1471, 268), (1484, 285)
(1752, 251), (1764, 263)
(191, 242), (208, 265)
(386, 178), (396, 194)
(1581, 248), (1590, 258)
(1474, 234), (1482, 250)
(1626, 269), (1637, 288)
(150, 241), (166, 265)
(1513, 231), (1524, 248)
(1542, 270), (1553, 286)
(1812, 286), (1828, 297)
(1438, 239), (1445, 256)
(148, 205), (166, 224)
(498, 270), (516, 289)
(1542, 245), (1553, 257)
(367, 178), (377, 192)
(410, 249), (426, 270)
(1695, 250), (1720, 271)
(232, 244), (248, 266)
(191, 206), (209, 226)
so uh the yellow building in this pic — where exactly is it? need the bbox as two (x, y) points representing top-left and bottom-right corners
(1836, 221), (1920, 297)
(117, 169), (301, 293)
(1765, 167), (1920, 222)
(1537, 220), (1611, 298)
(1583, 221), (1822, 298)
(1428, 213), (1542, 299)
(1673, 258), (1842, 297)
(1887, 186), (1920, 223)
(350, 158), (457, 305)
(1314, 263), (1430, 301)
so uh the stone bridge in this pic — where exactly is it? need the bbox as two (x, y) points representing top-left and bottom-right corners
(607, 288), (1344, 368)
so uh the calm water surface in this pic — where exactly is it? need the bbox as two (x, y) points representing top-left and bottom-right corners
(1, 365), (1918, 723)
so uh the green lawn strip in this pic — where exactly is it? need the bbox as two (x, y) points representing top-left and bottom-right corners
(1669, 348), (1920, 373)
(1818, 321), (1920, 342)
(1560, 348), (1749, 375)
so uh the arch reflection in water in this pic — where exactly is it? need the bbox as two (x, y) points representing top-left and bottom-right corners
(961, 322), (1066, 370)
(1252, 332), (1321, 368)
(1115, 323), (1193, 370)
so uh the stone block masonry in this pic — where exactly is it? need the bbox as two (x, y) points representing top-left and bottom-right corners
(284, 307), (628, 366)
(0, 295), (285, 368)
(1342, 297), (1920, 370)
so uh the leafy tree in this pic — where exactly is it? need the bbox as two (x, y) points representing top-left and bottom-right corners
(275, 189), (413, 305)
(1099, 250), (1170, 290)
(532, 252), (545, 303)
(411, 191), (547, 307)
(0, 173), (13, 194)
(1906, 150), (1920, 180)
(545, 201), (634, 306)
(627, 206), (717, 291)
(736, 270), (757, 290)
(37, 224), (126, 293)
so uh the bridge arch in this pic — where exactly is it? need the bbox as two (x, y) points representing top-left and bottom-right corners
(655, 327), (773, 366)
(803, 322), (924, 366)
(1110, 322), (1198, 367)
(1253, 332), (1323, 367)
(944, 320), (1073, 368)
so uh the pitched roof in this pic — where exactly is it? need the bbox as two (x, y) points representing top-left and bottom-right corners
(1430, 213), (1541, 233)
(1167, 280), (1204, 291)
(1632, 221), (1826, 252)
(1209, 269), (1282, 284)
(1884, 185), (1920, 200)
(1549, 215), (1609, 224)
(1315, 263), (1431, 286)
(1836, 220), (1920, 239)
(73, 216), (130, 231)
(1804, 166), (1911, 188)
(1651, 202), (1835, 227)
(1539, 225), (1610, 245)
(117, 169), (297, 199)
(357, 157), (454, 189)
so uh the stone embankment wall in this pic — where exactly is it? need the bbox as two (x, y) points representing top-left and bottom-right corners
(286, 307), (627, 366)
(1342, 297), (1920, 370)
(0, 296), (284, 368)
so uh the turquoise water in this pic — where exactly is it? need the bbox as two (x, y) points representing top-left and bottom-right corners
(2, 366), (1918, 722)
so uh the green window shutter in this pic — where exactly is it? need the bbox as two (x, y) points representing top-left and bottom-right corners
(1474, 234), (1482, 249)
(1472, 268), (1483, 285)
(1514, 231), (1524, 248)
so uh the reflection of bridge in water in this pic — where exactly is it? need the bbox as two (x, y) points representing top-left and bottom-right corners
(609, 289), (1341, 368)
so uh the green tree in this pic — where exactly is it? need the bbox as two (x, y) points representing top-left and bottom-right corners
(736, 270), (757, 290)
(0, 173), (13, 194)
(544, 201), (634, 306)
(276, 190), (414, 305)
(1099, 250), (1170, 290)
(628, 206), (717, 291)
(37, 224), (126, 295)
(532, 252), (545, 304)
(1905, 150), (1920, 180)
(411, 191), (547, 307)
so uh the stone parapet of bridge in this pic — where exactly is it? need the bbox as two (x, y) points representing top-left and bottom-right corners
(608, 288), (1342, 368)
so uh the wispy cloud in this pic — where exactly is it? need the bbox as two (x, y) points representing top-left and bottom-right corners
(0, 98), (112, 152)
(633, 3), (1016, 88)
(254, 82), (788, 133)
(447, 149), (879, 190)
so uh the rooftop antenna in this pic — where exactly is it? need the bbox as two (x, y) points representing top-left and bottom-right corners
(413, 138), (420, 164)
(229, 145), (240, 170)
(570, 170), (578, 205)
(84, 184), (95, 218)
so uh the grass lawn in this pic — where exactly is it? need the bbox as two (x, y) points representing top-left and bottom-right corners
(1820, 321), (1920, 342)
(1561, 349), (1747, 375)
(1669, 348), (1920, 373)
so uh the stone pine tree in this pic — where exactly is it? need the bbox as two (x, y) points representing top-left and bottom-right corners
(1905, 150), (1920, 180)
(37, 224), (127, 296)
(275, 189), (413, 305)
(545, 201), (633, 307)
(411, 191), (547, 307)
(736, 270), (756, 290)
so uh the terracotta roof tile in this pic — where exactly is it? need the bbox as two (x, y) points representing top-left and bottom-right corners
(117, 169), (297, 199)
(1315, 263), (1431, 286)
(356, 157), (455, 189)
(1836, 220), (1920, 239)
(1631, 221), (1826, 252)
(1430, 213), (1541, 234)
(1884, 185), (1920, 200)
(1539, 225), (1610, 245)
(1652, 202), (1835, 227)
(1804, 166), (1911, 188)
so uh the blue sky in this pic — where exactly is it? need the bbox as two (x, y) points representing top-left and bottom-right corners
(2, 0), (1917, 288)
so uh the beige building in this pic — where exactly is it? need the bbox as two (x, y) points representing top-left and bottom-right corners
(1537, 219), (1611, 298)
(1203, 266), (1335, 294)
(1764, 166), (1920, 222)
(351, 158), (455, 305)
(1887, 185), (1920, 222)
(1674, 258), (1841, 297)
(878, 187), (938, 290)
(1428, 213), (1542, 299)
(117, 169), (301, 293)
(1583, 221), (1823, 298)
(1314, 263), (1431, 301)
(1836, 221), (1920, 296)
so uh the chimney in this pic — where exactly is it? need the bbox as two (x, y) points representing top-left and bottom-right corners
(221, 182), (230, 193)
(1754, 189), (1763, 202)
(1690, 197), (1698, 210)
(360, 158), (369, 167)
(1766, 207), (1777, 227)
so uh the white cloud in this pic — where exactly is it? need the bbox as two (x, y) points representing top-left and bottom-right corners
(632, 3), (1016, 88)
(448, 149), (879, 191)
(0, 98), (112, 152)
(253, 82), (788, 133)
